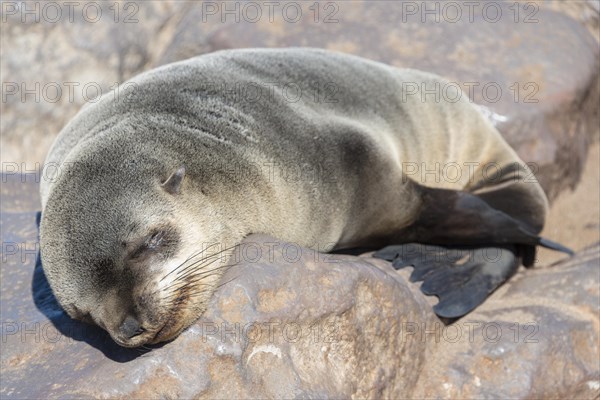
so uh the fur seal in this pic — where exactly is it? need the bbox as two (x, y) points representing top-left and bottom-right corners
(39, 48), (570, 347)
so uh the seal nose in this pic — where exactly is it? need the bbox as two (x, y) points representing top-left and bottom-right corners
(119, 315), (145, 339)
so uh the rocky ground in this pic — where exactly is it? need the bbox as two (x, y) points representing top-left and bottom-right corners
(539, 141), (600, 265)
(1, 203), (598, 398)
(1, 0), (599, 398)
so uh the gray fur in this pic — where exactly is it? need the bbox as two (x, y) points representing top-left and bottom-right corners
(39, 48), (548, 346)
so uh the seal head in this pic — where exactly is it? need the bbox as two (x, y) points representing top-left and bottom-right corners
(40, 132), (239, 347)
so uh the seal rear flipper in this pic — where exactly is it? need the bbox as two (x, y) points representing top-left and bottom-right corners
(374, 243), (520, 318)
(404, 185), (574, 255)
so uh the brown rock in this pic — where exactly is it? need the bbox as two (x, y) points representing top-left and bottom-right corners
(539, 0), (600, 43)
(411, 244), (600, 399)
(0, 1), (187, 171)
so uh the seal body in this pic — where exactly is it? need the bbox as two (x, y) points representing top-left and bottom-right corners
(40, 48), (551, 347)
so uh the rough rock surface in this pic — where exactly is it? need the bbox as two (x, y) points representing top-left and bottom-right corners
(0, 1), (188, 169)
(1, 175), (598, 398)
(409, 244), (600, 399)
(538, 142), (600, 265)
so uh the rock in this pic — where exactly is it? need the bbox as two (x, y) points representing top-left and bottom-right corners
(196, 1), (599, 200)
(538, 142), (600, 265)
(1, 175), (598, 398)
(410, 244), (600, 399)
(541, 0), (600, 43)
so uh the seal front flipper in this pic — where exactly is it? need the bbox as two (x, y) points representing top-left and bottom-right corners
(374, 243), (519, 318)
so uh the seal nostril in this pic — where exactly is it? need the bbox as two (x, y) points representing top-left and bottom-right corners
(119, 315), (145, 339)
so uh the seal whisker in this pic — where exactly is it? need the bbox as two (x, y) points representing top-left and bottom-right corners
(171, 244), (239, 281)
(183, 270), (236, 287)
(159, 267), (240, 309)
(161, 283), (215, 301)
(173, 271), (229, 291)
(161, 248), (238, 291)
(171, 255), (224, 284)
(171, 257), (221, 283)
(178, 260), (239, 282)
(185, 275), (241, 299)
(183, 285), (234, 301)
(155, 245), (237, 294)
(159, 242), (225, 282)
(146, 247), (239, 298)
(216, 274), (241, 289)
(160, 262), (221, 293)
(164, 263), (238, 294)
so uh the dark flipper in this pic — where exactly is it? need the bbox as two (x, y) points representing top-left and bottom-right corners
(374, 243), (519, 318)
(372, 183), (573, 319)
(538, 237), (574, 255)
(395, 185), (574, 255)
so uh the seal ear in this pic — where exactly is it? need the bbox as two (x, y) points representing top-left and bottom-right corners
(161, 166), (185, 195)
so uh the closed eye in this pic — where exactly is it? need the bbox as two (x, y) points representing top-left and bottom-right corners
(127, 227), (179, 262)
(129, 230), (166, 260)
(146, 230), (165, 250)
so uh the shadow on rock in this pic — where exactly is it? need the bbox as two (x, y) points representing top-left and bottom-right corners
(31, 212), (158, 362)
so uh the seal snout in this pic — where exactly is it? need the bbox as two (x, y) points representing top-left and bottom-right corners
(119, 315), (146, 340)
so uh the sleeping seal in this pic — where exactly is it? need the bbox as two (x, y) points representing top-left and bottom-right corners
(39, 48), (570, 347)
